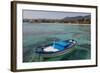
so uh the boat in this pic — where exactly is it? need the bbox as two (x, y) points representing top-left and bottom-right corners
(35, 39), (77, 57)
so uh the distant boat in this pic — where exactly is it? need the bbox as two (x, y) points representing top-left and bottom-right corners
(35, 39), (77, 57)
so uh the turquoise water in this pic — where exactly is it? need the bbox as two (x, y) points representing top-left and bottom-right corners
(23, 22), (91, 62)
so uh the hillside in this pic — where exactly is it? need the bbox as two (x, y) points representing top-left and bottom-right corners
(23, 15), (91, 24)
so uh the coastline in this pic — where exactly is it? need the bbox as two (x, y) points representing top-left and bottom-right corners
(23, 22), (90, 25)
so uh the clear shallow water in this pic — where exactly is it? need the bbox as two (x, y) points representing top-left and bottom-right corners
(23, 22), (91, 62)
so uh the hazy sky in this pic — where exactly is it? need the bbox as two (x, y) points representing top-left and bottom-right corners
(23, 10), (90, 19)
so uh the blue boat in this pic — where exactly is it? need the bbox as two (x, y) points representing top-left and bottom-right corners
(36, 39), (77, 57)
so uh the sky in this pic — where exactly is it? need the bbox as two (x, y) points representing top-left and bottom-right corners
(23, 10), (90, 19)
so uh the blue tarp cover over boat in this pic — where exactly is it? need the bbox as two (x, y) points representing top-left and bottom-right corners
(53, 41), (71, 51)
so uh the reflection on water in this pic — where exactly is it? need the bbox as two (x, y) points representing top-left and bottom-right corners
(23, 22), (91, 62)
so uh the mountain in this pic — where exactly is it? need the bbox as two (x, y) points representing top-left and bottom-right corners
(23, 15), (91, 24)
(62, 15), (91, 20)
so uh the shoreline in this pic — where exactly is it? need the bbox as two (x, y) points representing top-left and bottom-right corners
(23, 22), (90, 25)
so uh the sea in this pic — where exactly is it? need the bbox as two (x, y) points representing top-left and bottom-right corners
(23, 22), (91, 62)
